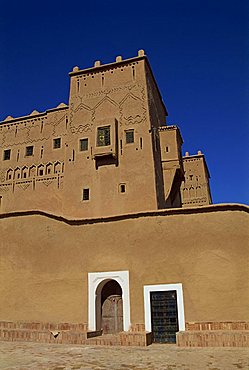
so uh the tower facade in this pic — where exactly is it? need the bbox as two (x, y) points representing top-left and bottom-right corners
(181, 151), (212, 207)
(0, 51), (211, 218)
(0, 51), (187, 218)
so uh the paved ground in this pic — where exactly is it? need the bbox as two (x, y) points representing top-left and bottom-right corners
(0, 341), (248, 370)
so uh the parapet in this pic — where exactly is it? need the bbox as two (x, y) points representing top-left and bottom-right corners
(69, 50), (147, 76)
(1, 102), (68, 125)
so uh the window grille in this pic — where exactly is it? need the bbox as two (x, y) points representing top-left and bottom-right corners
(97, 126), (111, 146)
(150, 290), (179, 343)
(53, 138), (61, 149)
(83, 188), (90, 201)
(80, 138), (88, 151)
(125, 130), (134, 144)
(26, 146), (34, 156)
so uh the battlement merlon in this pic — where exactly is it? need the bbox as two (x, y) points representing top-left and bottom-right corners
(159, 125), (184, 144)
(68, 50), (168, 118)
(0, 103), (68, 125)
(183, 151), (211, 179)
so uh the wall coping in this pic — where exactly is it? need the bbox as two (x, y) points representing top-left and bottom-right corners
(0, 203), (248, 226)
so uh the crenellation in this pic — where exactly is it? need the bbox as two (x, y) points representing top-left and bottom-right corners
(2, 52), (248, 350)
(181, 152), (212, 207)
(0, 52), (212, 216)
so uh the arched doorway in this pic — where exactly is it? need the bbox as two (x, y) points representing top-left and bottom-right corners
(95, 279), (123, 334)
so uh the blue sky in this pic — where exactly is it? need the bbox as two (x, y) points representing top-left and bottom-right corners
(0, 0), (248, 204)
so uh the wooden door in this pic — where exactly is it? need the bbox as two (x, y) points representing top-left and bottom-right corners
(102, 294), (123, 334)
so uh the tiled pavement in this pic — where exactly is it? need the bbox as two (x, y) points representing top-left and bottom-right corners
(0, 341), (249, 370)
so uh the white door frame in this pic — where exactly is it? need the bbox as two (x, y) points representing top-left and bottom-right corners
(143, 283), (185, 332)
(88, 270), (130, 331)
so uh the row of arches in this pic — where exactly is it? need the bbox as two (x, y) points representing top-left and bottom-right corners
(182, 185), (203, 199)
(6, 161), (64, 181)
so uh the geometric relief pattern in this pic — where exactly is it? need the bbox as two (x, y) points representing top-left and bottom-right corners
(0, 109), (68, 147)
(50, 112), (68, 137)
(0, 169), (7, 183)
(42, 180), (53, 187)
(17, 182), (31, 191)
(93, 96), (119, 122)
(69, 82), (147, 134)
(120, 92), (146, 126)
(4, 161), (64, 184)
(69, 102), (93, 134)
(0, 184), (11, 192)
(182, 185), (203, 200)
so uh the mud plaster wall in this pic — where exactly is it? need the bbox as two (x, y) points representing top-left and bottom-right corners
(0, 206), (248, 326)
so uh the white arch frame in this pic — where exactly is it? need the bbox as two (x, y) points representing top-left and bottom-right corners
(143, 283), (185, 332)
(88, 270), (130, 331)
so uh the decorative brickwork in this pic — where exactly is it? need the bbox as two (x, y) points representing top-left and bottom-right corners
(0, 321), (151, 347)
(177, 321), (249, 347)
(177, 330), (249, 347)
(186, 321), (249, 331)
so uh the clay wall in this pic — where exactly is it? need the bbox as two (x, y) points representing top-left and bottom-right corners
(0, 204), (248, 326)
(62, 56), (160, 217)
(0, 54), (181, 218)
(181, 153), (212, 207)
(0, 106), (68, 214)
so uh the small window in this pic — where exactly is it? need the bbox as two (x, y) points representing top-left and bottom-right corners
(82, 188), (90, 201)
(39, 169), (44, 176)
(26, 146), (34, 156)
(80, 138), (88, 151)
(126, 130), (134, 144)
(165, 146), (169, 153)
(97, 126), (111, 147)
(119, 183), (126, 193)
(53, 138), (61, 149)
(3, 149), (11, 160)
(140, 137), (143, 149)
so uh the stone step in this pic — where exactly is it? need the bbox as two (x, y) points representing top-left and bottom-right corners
(85, 333), (121, 346)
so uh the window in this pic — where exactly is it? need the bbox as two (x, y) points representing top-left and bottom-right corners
(119, 184), (126, 193)
(140, 137), (143, 149)
(82, 188), (90, 201)
(26, 146), (34, 156)
(97, 126), (110, 147)
(3, 149), (11, 160)
(80, 138), (88, 151)
(125, 130), (134, 144)
(53, 138), (61, 149)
